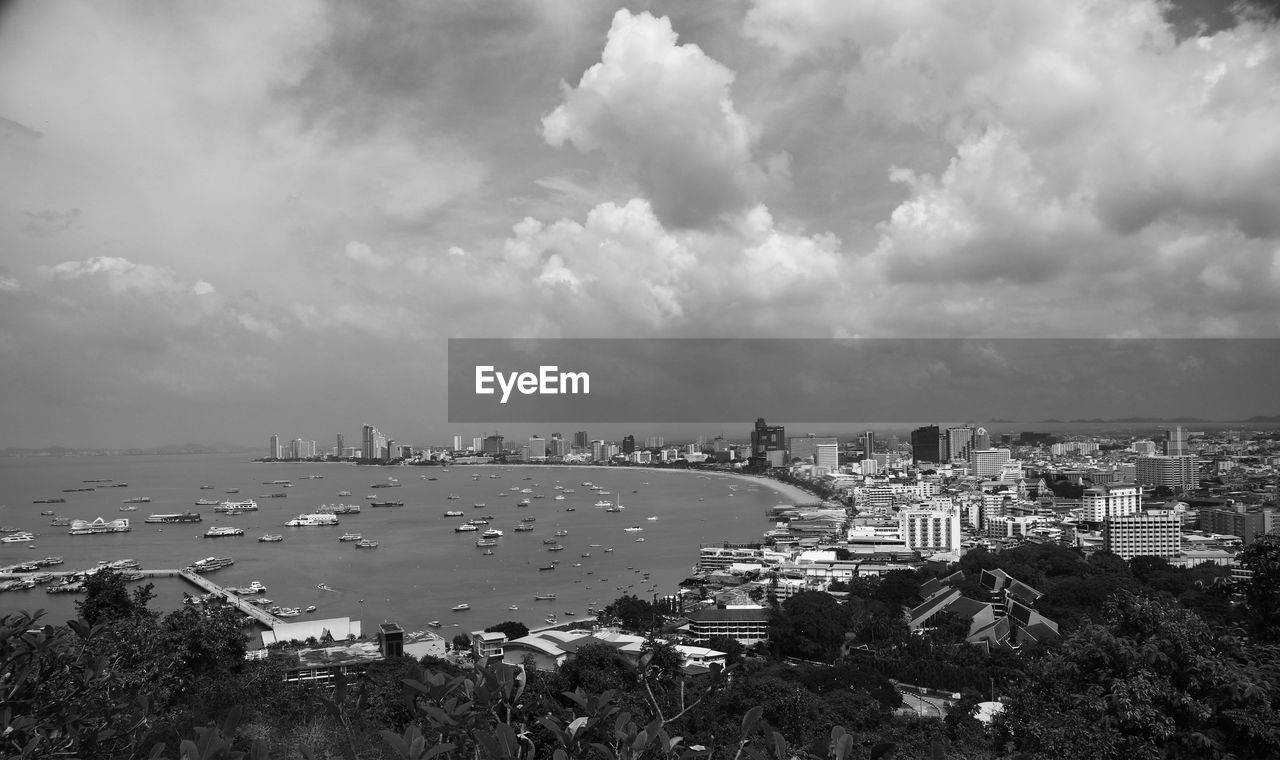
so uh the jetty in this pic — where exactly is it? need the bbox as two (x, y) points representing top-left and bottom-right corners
(0, 566), (284, 628)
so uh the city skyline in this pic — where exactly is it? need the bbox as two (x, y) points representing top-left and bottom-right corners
(3, 1), (1280, 448)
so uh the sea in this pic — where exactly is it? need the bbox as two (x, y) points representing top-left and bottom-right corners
(0, 454), (794, 637)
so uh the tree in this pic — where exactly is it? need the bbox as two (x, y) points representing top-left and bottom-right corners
(871, 570), (921, 609)
(771, 591), (852, 662)
(1238, 533), (1280, 641)
(76, 568), (155, 626)
(994, 591), (1280, 759)
(706, 636), (745, 666)
(485, 620), (530, 641)
(599, 594), (660, 632)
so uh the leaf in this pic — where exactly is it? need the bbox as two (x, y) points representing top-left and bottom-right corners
(740, 705), (764, 738)
(769, 730), (786, 760)
(422, 744), (456, 760)
(381, 729), (410, 759)
(869, 742), (896, 760)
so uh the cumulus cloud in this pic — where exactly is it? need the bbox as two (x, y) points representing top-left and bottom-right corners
(543, 9), (784, 229)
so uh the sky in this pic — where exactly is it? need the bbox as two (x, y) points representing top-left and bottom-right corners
(1, 0), (1279, 449)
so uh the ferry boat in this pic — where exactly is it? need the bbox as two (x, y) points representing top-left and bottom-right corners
(481, 528), (503, 538)
(144, 512), (202, 523)
(69, 517), (131, 535)
(204, 526), (244, 538)
(454, 524), (478, 532)
(317, 503), (362, 514)
(190, 557), (234, 573)
(195, 499), (220, 506)
(119, 505), (137, 511)
(451, 603), (470, 611)
(284, 514), (340, 527)
(370, 500), (404, 508)
(338, 533), (363, 542)
(33, 497), (65, 504)
(216, 499), (259, 512)
(624, 526), (644, 532)
(554, 529), (568, 537)
(514, 524), (534, 532)
(355, 539), (379, 548)
(0, 531), (35, 543)
(258, 534), (284, 542)
(444, 510), (464, 517)
(338, 490), (352, 496)
(476, 538), (498, 547)
(122, 497), (151, 504)
(534, 593), (557, 600)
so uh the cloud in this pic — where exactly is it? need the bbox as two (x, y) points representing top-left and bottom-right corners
(543, 9), (784, 229)
(345, 240), (392, 269)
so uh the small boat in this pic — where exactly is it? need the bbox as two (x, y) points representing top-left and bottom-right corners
(554, 529), (568, 537)
(508, 605), (519, 611)
(538, 565), (556, 571)
(473, 503), (487, 509)
(647, 516), (658, 521)
(635, 537), (646, 542)
(305, 605), (317, 613)
(427, 620), (442, 628)
(355, 539), (379, 548)
(482, 548), (494, 555)
(581, 552), (591, 557)
(444, 510), (464, 517)
(317, 583), (333, 591)
(338, 533), (363, 542)
(624, 526), (644, 532)
(338, 490), (352, 497)
(452, 603), (470, 611)
(534, 593), (556, 600)
(604, 547), (615, 552)
(258, 534), (284, 542)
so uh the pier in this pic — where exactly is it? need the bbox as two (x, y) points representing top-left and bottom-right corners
(0, 566), (284, 628)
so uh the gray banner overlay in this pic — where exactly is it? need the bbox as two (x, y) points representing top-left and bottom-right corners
(447, 339), (1279, 423)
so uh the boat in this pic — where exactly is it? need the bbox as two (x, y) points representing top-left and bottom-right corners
(469, 518), (489, 525)
(284, 514), (340, 527)
(538, 565), (556, 571)
(276, 608), (302, 618)
(520, 516), (537, 522)
(481, 528), (503, 537)
(508, 605), (519, 610)
(122, 497), (151, 504)
(225, 488), (239, 494)
(119, 505), (137, 511)
(635, 537), (646, 542)
(476, 538), (498, 547)
(62, 487), (95, 492)
(266, 480), (293, 486)
(647, 516), (658, 521)
(454, 524), (478, 532)
(564, 489), (575, 494)
(518, 499), (531, 506)
(338, 490), (352, 496)
(203, 526), (244, 538)
(216, 499), (259, 512)
(338, 532), (363, 542)
(305, 605), (317, 613)
(317, 503), (362, 514)
(195, 499), (220, 506)
(543, 538), (558, 544)
(443, 510), (464, 517)
(258, 534), (284, 542)
(514, 524), (534, 532)
(554, 529), (568, 537)
(581, 552), (592, 557)
(482, 548), (494, 555)
(190, 557), (234, 573)
(370, 501), (404, 507)
(49, 516), (72, 526)
(595, 500), (612, 508)
(452, 603), (470, 611)
(355, 539), (379, 548)
(473, 503), (487, 509)
(200, 485), (214, 490)
(36, 556), (64, 566)
(317, 583), (333, 590)
(534, 593), (557, 600)
(69, 517), (131, 535)
(447, 494), (460, 500)
(624, 526), (644, 532)
(566, 507), (576, 512)
(554, 495), (565, 500)
(145, 512), (203, 523)
(547, 545), (564, 552)
(371, 482), (401, 488)
(0, 532), (35, 543)
(427, 620), (442, 628)
(604, 547), (615, 552)
(33, 497), (65, 504)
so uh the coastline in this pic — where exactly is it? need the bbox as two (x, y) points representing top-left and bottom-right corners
(455, 462), (826, 506)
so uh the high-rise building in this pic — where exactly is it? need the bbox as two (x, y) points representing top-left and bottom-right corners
(751, 418), (786, 468)
(910, 425), (943, 464)
(573, 431), (589, 449)
(528, 435), (546, 459)
(482, 435), (504, 455)
(1164, 426), (1187, 456)
(622, 435), (635, 454)
(362, 424), (387, 461)
(789, 434), (837, 464)
(1197, 505), (1278, 546)
(1135, 455), (1198, 492)
(946, 425), (976, 462)
(336, 434), (344, 458)
(970, 448), (1012, 479)
(1082, 483), (1142, 522)
(269, 434), (281, 460)
(591, 440), (606, 461)
(645, 435), (664, 449)
(472, 437), (483, 452)
(1103, 510), (1181, 560)
(860, 431), (875, 461)
(974, 427), (991, 451)
(815, 443), (838, 473)
(453, 435), (463, 451)
(899, 509), (961, 553)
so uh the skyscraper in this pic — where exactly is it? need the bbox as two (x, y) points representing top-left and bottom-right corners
(946, 425), (976, 462)
(573, 431), (589, 449)
(453, 435), (463, 451)
(974, 427), (991, 451)
(910, 425), (943, 464)
(528, 435), (546, 459)
(622, 435), (635, 454)
(269, 434), (281, 460)
(1164, 426), (1187, 456)
(970, 448), (1012, 478)
(861, 431), (875, 461)
(336, 434), (344, 458)
(751, 418), (786, 467)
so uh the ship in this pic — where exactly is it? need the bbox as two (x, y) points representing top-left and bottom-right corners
(452, 603), (470, 611)
(33, 497), (66, 504)
(443, 510), (464, 517)
(122, 497), (151, 504)
(370, 482), (401, 488)
(355, 539), (379, 548)
(369, 500), (404, 508)
(534, 593), (557, 600)
(68, 517), (131, 535)
(203, 526), (244, 538)
(454, 524), (478, 532)
(258, 534), (284, 542)
(189, 556), (234, 573)
(481, 528), (503, 538)
(216, 499), (259, 512)
(316, 503), (362, 514)
(476, 538), (498, 547)
(284, 514), (340, 527)
(514, 524), (534, 532)
(195, 499), (220, 506)
(338, 532), (363, 542)
(144, 512), (202, 524)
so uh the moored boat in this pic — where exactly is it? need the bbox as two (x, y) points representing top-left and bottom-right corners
(203, 526), (244, 538)
(145, 512), (202, 523)
(258, 534), (284, 542)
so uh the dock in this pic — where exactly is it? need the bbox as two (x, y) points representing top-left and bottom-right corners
(0, 566), (284, 628)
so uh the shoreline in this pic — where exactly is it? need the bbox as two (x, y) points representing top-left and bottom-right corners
(456, 462), (826, 506)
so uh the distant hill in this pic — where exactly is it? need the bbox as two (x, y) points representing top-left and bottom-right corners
(0, 443), (256, 457)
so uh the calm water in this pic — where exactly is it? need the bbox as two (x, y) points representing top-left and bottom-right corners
(0, 455), (790, 635)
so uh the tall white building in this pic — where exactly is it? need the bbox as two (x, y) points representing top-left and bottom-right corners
(899, 509), (961, 553)
(1103, 510), (1181, 560)
(1136, 455), (1198, 492)
(815, 443), (838, 473)
(971, 448), (1012, 478)
(528, 435), (546, 459)
(269, 434), (281, 460)
(453, 435), (463, 451)
(1082, 483), (1141, 522)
